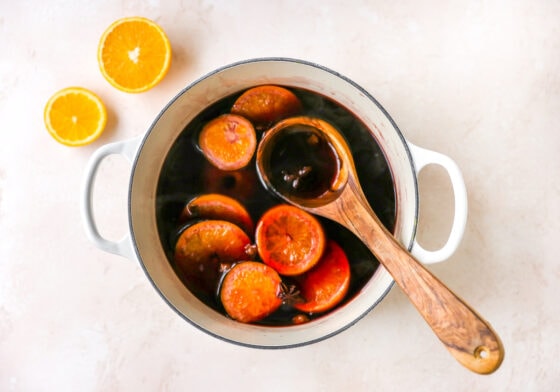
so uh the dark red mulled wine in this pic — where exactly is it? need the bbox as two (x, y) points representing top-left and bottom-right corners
(156, 86), (396, 325)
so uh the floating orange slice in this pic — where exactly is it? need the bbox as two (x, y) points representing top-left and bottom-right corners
(294, 240), (350, 314)
(255, 204), (326, 276)
(43, 87), (107, 146)
(198, 114), (257, 171)
(180, 194), (254, 235)
(174, 220), (251, 294)
(220, 261), (283, 323)
(98, 16), (172, 93)
(231, 85), (302, 129)
(202, 162), (258, 202)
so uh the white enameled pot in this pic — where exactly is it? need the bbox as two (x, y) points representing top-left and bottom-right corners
(82, 58), (467, 348)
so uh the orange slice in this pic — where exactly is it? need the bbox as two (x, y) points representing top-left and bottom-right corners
(255, 204), (326, 276)
(202, 162), (258, 202)
(294, 240), (351, 314)
(180, 194), (254, 235)
(98, 16), (172, 93)
(43, 87), (107, 146)
(174, 220), (251, 294)
(198, 114), (257, 171)
(220, 261), (283, 323)
(231, 85), (302, 129)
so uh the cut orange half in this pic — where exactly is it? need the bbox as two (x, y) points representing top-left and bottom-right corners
(174, 220), (251, 295)
(198, 114), (257, 171)
(294, 240), (351, 314)
(98, 16), (172, 93)
(231, 85), (302, 129)
(255, 205), (326, 276)
(44, 87), (107, 146)
(180, 193), (255, 235)
(220, 261), (283, 324)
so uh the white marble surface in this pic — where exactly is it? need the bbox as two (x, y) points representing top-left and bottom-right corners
(1, 1), (559, 390)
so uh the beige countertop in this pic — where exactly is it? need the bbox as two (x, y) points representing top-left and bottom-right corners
(1, 1), (558, 390)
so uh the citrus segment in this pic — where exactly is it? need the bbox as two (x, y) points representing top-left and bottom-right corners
(198, 114), (257, 171)
(44, 87), (107, 146)
(255, 204), (326, 276)
(98, 16), (171, 93)
(294, 240), (350, 313)
(202, 163), (257, 202)
(220, 261), (283, 323)
(180, 194), (254, 235)
(231, 85), (302, 129)
(174, 220), (251, 294)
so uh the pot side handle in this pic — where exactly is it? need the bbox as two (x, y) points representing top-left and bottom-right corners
(81, 137), (142, 260)
(408, 142), (468, 264)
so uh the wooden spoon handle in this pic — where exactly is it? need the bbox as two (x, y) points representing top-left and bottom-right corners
(338, 180), (504, 374)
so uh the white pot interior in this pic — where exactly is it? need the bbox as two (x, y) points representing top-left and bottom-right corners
(128, 58), (418, 347)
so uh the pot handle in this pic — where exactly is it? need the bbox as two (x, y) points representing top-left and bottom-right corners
(81, 136), (142, 260)
(408, 142), (468, 264)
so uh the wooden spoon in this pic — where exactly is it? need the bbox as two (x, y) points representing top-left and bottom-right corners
(256, 116), (504, 374)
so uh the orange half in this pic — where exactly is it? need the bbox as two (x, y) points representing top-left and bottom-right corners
(220, 261), (283, 323)
(198, 114), (257, 171)
(98, 16), (172, 93)
(44, 87), (107, 146)
(255, 205), (326, 276)
(294, 240), (351, 313)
